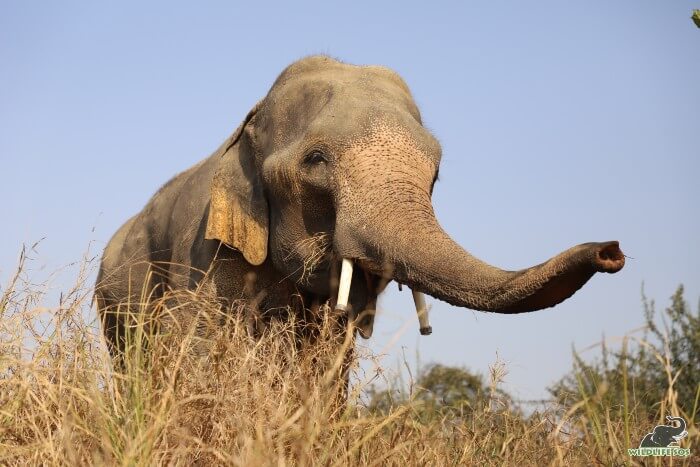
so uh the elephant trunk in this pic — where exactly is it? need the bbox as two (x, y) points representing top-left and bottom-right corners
(337, 181), (625, 314)
(667, 416), (687, 436)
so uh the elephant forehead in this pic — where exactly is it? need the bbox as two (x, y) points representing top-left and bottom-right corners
(338, 122), (439, 188)
(347, 120), (440, 162)
(261, 81), (333, 144)
(271, 59), (413, 106)
(261, 76), (420, 146)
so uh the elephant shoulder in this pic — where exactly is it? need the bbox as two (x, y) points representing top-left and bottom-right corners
(149, 158), (211, 212)
(141, 158), (213, 238)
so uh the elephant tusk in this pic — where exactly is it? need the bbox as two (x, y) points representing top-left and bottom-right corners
(412, 289), (432, 335)
(335, 258), (353, 312)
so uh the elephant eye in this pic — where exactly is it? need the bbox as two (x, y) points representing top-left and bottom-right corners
(303, 150), (329, 165)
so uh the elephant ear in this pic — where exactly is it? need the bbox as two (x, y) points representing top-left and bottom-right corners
(205, 102), (269, 266)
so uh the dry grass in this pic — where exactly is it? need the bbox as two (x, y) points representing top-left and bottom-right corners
(287, 232), (333, 285)
(1, 248), (697, 465)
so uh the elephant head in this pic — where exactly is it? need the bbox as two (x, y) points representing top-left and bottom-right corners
(205, 56), (625, 329)
(639, 416), (688, 448)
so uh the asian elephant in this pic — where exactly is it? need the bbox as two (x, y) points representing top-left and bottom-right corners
(639, 416), (688, 448)
(95, 55), (625, 358)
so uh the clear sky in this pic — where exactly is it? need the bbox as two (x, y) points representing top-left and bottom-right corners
(1, 2), (698, 401)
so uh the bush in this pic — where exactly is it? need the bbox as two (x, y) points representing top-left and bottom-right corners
(367, 363), (512, 420)
(548, 285), (699, 457)
(550, 285), (699, 419)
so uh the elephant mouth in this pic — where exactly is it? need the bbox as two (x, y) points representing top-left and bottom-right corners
(335, 257), (384, 323)
(332, 256), (431, 337)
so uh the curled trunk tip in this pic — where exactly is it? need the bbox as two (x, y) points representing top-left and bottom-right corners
(592, 241), (625, 273)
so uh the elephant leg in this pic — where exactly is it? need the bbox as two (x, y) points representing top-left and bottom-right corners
(99, 263), (167, 361)
(288, 298), (355, 415)
(325, 308), (356, 417)
(336, 335), (355, 412)
(94, 269), (126, 362)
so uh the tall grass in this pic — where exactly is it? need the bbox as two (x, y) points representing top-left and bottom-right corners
(1, 249), (697, 465)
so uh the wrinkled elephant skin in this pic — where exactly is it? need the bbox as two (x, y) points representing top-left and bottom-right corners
(95, 56), (625, 357)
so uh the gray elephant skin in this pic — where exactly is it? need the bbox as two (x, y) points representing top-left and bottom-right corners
(639, 416), (688, 448)
(95, 56), (625, 357)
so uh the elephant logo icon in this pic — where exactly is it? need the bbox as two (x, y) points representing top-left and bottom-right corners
(639, 416), (688, 448)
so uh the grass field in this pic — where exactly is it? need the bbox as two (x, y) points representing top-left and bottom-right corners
(1, 249), (697, 465)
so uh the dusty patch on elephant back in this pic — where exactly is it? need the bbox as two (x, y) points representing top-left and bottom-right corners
(288, 232), (333, 285)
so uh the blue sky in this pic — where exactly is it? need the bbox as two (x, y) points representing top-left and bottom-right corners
(1, 2), (698, 400)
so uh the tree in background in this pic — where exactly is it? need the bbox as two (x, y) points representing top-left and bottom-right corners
(366, 363), (513, 422)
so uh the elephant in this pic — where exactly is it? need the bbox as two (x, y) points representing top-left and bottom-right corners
(95, 55), (625, 360)
(639, 416), (688, 448)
